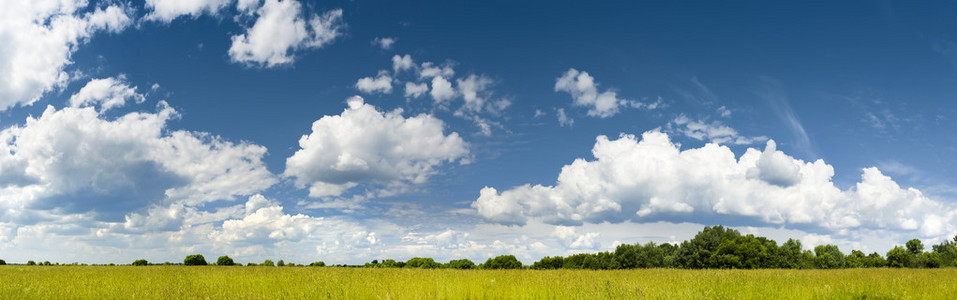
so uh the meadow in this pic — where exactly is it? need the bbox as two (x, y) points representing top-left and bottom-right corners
(2, 266), (956, 299)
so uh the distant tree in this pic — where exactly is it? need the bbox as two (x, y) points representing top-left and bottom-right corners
(42, 261), (52, 266)
(277, 260), (285, 267)
(247, 263), (257, 266)
(845, 250), (866, 268)
(918, 252), (942, 268)
(709, 235), (768, 269)
(26, 260), (36, 266)
(132, 259), (149, 266)
(482, 255), (522, 269)
(447, 259), (475, 269)
(183, 254), (208, 266)
(863, 252), (887, 268)
(813, 245), (845, 269)
(780, 239), (812, 269)
(107, 263), (115, 266)
(261, 259), (275, 267)
(406, 257), (440, 269)
(932, 240), (957, 267)
(531, 256), (564, 270)
(216, 256), (234, 266)
(309, 261), (326, 267)
(0, 259), (5, 265)
(906, 239), (924, 256)
(886, 246), (912, 268)
(675, 225), (741, 268)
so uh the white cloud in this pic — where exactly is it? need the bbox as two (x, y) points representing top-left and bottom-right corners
(355, 70), (392, 94)
(556, 108), (574, 127)
(0, 100), (276, 221)
(229, 0), (343, 67)
(551, 226), (600, 249)
(670, 115), (767, 145)
(392, 54), (414, 73)
(145, 0), (231, 23)
(284, 96), (469, 198)
(472, 130), (956, 239)
(419, 62), (455, 79)
(718, 105), (731, 117)
(372, 37), (396, 50)
(69, 76), (145, 112)
(429, 76), (456, 104)
(0, 1), (132, 111)
(555, 68), (632, 118)
(404, 82), (429, 99)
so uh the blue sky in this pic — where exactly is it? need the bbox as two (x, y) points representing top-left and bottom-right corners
(2, 0), (957, 264)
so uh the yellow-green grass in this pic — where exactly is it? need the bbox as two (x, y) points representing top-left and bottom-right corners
(2, 266), (956, 299)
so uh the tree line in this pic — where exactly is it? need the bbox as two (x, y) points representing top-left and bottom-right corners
(3, 226), (956, 269)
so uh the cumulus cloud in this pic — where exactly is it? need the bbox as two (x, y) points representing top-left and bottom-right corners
(392, 54), (414, 73)
(69, 76), (145, 112)
(0, 97), (275, 221)
(429, 76), (456, 104)
(555, 68), (634, 118)
(669, 115), (767, 145)
(552, 226), (600, 249)
(404, 82), (429, 99)
(557, 108), (574, 127)
(472, 130), (956, 239)
(355, 70), (392, 94)
(0, 1), (132, 111)
(145, 0), (231, 22)
(419, 62), (455, 79)
(229, 0), (343, 67)
(284, 96), (469, 198)
(372, 37), (396, 50)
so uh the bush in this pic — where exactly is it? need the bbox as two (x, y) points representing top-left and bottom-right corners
(0, 259), (6, 265)
(184, 254), (208, 266)
(309, 261), (326, 267)
(216, 256), (235, 266)
(132, 259), (148, 266)
(261, 259), (275, 267)
(482, 255), (522, 269)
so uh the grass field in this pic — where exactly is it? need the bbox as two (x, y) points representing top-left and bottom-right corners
(2, 266), (956, 299)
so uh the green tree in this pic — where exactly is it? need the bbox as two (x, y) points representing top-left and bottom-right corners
(261, 259), (275, 267)
(216, 256), (234, 266)
(531, 256), (564, 269)
(906, 239), (924, 256)
(675, 225), (741, 268)
(184, 254), (207, 266)
(886, 246), (912, 268)
(309, 261), (326, 267)
(406, 257), (440, 269)
(0, 259), (6, 265)
(447, 259), (476, 269)
(845, 250), (866, 268)
(709, 235), (769, 269)
(132, 259), (149, 266)
(813, 245), (845, 269)
(918, 252), (942, 268)
(482, 255), (522, 269)
(277, 260), (285, 267)
(26, 260), (36, 266)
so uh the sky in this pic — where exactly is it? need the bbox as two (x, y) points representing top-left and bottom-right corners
(1, 0), (957, 265)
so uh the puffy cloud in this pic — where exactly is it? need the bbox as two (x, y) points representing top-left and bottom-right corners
(372, 37), (396, 50)
(552, 226), (600, 249)
(419, 62), (455, 79)
(392, 54), (414, 73)
(0, 99), (276, 221)
(229, 0), (343, 67)
(0, 1), (132, 110)
(355, 70), (392, 94)
(557, 108), (574, 127)
(404, 82), (429, 99)
(145, 0), (231, 22)
(69, 76), (145, 112)
(210, 194), (322, 244)
(472, 130), (956, 239)
(669, 115), (767, 145)
(284, 96), (469, 198)
(554, 68), (630, 118)
(429, 76), (456, 104)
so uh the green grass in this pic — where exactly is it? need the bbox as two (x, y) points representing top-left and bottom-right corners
(2, 266), (956, 299)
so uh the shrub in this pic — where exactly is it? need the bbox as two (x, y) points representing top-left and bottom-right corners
(216, 256), (235, 266)
(132, 259), (148, 266)
(184, 254), (208, 266)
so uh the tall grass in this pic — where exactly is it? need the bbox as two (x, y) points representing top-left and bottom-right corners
(1, 266), (955, 299)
